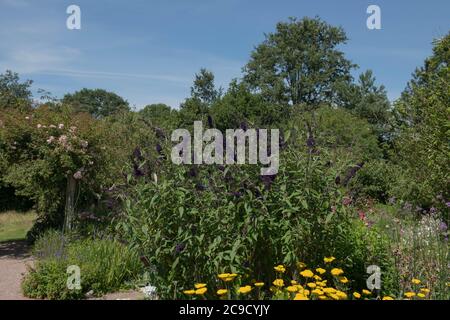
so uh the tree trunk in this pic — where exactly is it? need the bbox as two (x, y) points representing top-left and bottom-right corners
(64, 176), (77, 232)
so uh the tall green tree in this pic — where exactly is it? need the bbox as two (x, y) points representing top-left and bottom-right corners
(62, 88), (130, 118)
(139, 103), (178, 129)
(338, 70), (391, 140)
(190, 68), (221, 105)
(391, 32), (450, 208)
(178, 69), (220, 126)
(0, 70), (33, 110)
(243, 17), (356, 106)
(210, 80), (288, 131)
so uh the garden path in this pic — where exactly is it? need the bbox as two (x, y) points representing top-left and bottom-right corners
(0, 240), (32, 300)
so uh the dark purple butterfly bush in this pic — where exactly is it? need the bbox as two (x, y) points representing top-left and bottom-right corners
(207, 115), (214, 128)
(175, 243), (186, 254)
(261, 174), (277, 189)
(343, 162), (364, 186)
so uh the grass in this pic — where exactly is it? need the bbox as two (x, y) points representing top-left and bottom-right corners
(0, 210), (36, 242)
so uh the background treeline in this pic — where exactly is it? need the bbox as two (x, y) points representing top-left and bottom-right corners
(0, 17), (448, 299)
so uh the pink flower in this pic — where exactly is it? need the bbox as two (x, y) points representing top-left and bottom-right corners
(47, 136), (55, 144)
(358, 211), (366, 221)
(343, 197), (352, 206)
(58, 124), (64, 129)
(73, 171), (83, 180)
(58, 135), (68, 144)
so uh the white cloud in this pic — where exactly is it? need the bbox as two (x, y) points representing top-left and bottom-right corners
(37, 68), (191, 84)
(0, 0), (30, 7)
(0, 46), (81, 74)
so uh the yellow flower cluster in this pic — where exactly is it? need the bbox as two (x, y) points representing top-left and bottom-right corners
(183, 283), (209, 296)
(403, 278), (431, 300)
(181, 265), (434, 301)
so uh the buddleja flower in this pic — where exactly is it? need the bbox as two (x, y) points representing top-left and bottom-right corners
(175, 243), (186, 254)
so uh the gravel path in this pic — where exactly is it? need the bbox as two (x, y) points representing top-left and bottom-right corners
(0, 240), (33, 300)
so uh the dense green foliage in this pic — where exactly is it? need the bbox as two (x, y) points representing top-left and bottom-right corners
(390, 33), (450, 211)
(243, 17), (355, 106)
(118, 140), (397, 298)
(0, 70), (33, 111)
(62, 88), (130, 118)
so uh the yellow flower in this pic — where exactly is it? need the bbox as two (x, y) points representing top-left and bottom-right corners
(404, 292), (416, 298)
(296, 262), (307, 269)
(329, 293), (340, 300)
(353, 292), (361, 299)
(318, 295), (328, 300)
(194, 283), (207, 289)
(382, 296), (394, 300)
(420, 288), (430, 294)
(316, 268), (326, 275)
(300, 269), (314, 278)
(335, 291), (348, 300)
(339, 276), (349, 284)
(417, 293), (426, 298)
(183, 290), (195, 295)
(238, 285), (252, 294)
(295, 284), (304, 291)
(294, 293), (309, 300)
(273, 279), (284, 287)
(274, 265), (286, 273)
(217, 289), (228, 296)
(411, 278), (421, 285)
(287, 286), (298, 293)
(311, 289), (324, 295)
(303, 289), (310, 296)
(195, 287), (207, 295)
(291, 280), (298, 285)
(254, 282), (264, 287)
(317, 280), (327, 287)
(218, 273), (237, 282)
(323, 287), (336, 294)
(324, 256), (336, 263)
(362, 289), (371, 295)
(313, 275), (322, 281)
(330, 268), (344, 276)
(307, 283), (317, 289)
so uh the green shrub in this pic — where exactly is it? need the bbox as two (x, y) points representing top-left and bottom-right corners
(348, 160), (395, 202)
(118, 131), (395, 298)
(22, 231), (143, 299)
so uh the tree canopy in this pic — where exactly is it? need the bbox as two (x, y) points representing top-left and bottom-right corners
(62, 88), (130, 118)
(243, 17), (355, 107)
(0, 70), (33, 110)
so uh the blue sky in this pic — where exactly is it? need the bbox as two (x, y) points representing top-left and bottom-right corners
(0, 0), (448, 109)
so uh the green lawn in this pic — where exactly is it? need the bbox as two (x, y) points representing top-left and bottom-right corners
(0, 211), (36, 242)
